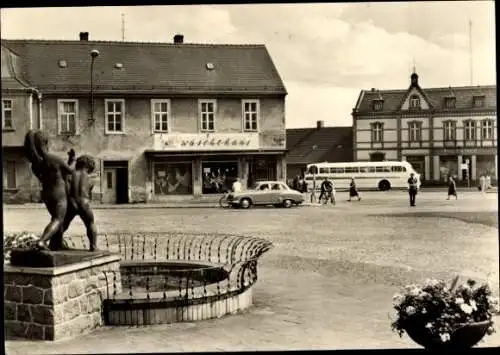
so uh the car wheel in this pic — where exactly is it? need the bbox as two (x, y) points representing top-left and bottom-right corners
(282, 199), (293, 208)
(378, 180), (391, 191)
(240, 198), (251, 209)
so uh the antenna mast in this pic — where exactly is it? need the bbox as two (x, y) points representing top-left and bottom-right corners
(469, 19), (473, 85)
(121, 13), (125, 41)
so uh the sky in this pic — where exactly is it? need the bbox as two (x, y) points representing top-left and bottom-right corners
(1, 2), (496, 128)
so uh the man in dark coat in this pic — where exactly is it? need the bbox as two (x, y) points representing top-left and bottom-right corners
(408, 173), (418, 206)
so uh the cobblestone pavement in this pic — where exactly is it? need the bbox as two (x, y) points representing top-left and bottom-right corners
(4, 191), (499, 353)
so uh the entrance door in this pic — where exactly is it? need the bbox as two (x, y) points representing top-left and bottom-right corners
(115, 167), (129, 204)
(103, 168), (117, 204)
(102, 160), (129, 204)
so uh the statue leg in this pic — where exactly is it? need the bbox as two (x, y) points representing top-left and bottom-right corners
(79, 202), (97, 252)
(49, 206), (76, 251)
(39, 199), (67, 250)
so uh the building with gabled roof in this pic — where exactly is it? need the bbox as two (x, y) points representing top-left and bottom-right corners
(352, 72), (497, 185)
(286, 120), (353, 181)
(2, 32), (288, 203)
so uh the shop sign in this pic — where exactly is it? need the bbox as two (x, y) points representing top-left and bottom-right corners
(154, 133), (260, 151)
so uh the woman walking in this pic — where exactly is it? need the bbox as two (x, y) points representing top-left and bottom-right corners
(348, 177), (361, 201)
(447, 176), (457, 200)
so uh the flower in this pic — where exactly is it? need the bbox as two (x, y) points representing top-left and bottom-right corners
(460, 303), (473, 314)
(470, 300), (478, 311)
(405, 306), (416, 315)
(391, 277), (497, 343)
(440, 332), (451, 342)
(392, 293), (404, 305)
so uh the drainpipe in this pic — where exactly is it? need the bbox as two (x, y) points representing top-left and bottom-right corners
(31, 88), (43, 129)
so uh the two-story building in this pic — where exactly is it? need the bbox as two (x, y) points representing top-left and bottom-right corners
(352, 72), (497, 184)
(1, 33), (287, 203)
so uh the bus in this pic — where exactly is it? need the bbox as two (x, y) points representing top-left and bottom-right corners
(304, 161), (421, 191)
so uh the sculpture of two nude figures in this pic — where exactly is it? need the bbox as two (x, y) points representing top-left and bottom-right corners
(23, 129), (97, 252)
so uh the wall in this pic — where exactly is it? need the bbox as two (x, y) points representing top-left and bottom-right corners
(4, 255), (121, 341)
(1, 93), (33, 146)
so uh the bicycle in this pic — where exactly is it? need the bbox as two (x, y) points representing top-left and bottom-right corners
(219, 191), (232, 208)
(321, 190), (336, 205)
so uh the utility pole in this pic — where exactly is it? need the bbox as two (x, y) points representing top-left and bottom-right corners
(122, 13), (125, 41)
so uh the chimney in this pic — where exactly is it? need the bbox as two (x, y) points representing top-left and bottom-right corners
(173, 34), (184, 44)
(79, 32), (89, 41)
(317, 120), (324, 129)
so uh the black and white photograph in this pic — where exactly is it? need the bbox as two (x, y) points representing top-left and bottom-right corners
(2, 1), (499, 353)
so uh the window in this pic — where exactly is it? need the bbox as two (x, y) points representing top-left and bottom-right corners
(332, 168), (344, 174)
(155, 162), (193, 195)
(258, 183), (270, 191)
(57, 99), (78, 134)
(243, 100), (259, 131)
(105, 99), (125, 134)
(443, 121), (456, 141)
(151, 100), (170, 132)
(271, 183), (281, 190)
(373, 100), (383, 111)
(371, 122), (384, 143)
(473, 96), (485, 108)
(2, 99), (13, 129)
(464, 120), (476, 141)
(409, 95), (421, 109)
(3, 161), (16, 189)
(345, 167), (359, 174)
(445, 97), (456, 109)
(202, 162), (237, 194)
(408, 121), (422, 142)
(199, 100), (216, 132)
(376, 166), (391, 173)
(106, 172), (113, 189)
(391, 166), (403, 172)
(481, 120), (493, 140)
(319, 168), (329, 174)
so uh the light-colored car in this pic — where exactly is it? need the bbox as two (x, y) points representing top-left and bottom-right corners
(227, 181), (305, 209)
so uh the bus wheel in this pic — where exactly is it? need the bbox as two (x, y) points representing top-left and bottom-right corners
(378, 180), (391, 191)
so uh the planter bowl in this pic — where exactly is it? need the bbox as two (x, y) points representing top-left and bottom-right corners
(405, 320), (492, 350)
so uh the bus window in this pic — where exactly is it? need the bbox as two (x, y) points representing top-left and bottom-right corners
(391, 166), (402, 172)
(345, 167), (359, 174)
(359, 167), (369, 173)
(319, 168), (329, 174)
(375, 166), (385, 172)
(367, 167), (375, 173)
(402, 167), (407, 172)
(332, 168), (344, 174)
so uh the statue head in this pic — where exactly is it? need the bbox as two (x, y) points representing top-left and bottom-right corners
(75, 155), (96, 173)
(24, 130), (49, 165)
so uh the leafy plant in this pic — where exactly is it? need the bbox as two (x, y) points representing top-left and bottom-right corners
(391, 277), (498, 344)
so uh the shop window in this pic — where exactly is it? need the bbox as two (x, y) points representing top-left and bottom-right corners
(154, 162), (193, 195)
(202, 161), (238, 194)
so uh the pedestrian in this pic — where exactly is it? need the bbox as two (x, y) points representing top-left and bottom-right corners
(300, 177), (308, 199)
(486, 174), (492, 190)
(292, 175), (300, 191)
(232, 178), (242, 193)
(479, 174), (486, 194)
(447, 176), (457, 200)
(348, 177), (361, 201)
(408, 172), (418, 206)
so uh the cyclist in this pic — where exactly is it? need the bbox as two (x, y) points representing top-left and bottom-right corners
(319, 177), (335, 205)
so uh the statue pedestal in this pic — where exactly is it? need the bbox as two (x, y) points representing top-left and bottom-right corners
(4, 251), (122, 341)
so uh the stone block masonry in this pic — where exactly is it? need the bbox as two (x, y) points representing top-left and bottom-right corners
(4, 254), (122, 341)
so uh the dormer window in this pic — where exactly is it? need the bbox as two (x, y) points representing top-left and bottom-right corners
(373, 100), (383, 111)
(445, 97), (456, 109)
(409, 95), (420, 109)
(473, 96), (485, 108)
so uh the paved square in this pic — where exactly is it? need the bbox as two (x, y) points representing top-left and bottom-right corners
(4, 190), (499, 353)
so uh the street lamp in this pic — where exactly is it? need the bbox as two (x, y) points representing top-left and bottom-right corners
(89, 49), (100, 125)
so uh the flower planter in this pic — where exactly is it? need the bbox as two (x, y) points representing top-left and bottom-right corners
(405, 320), (492, 350)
